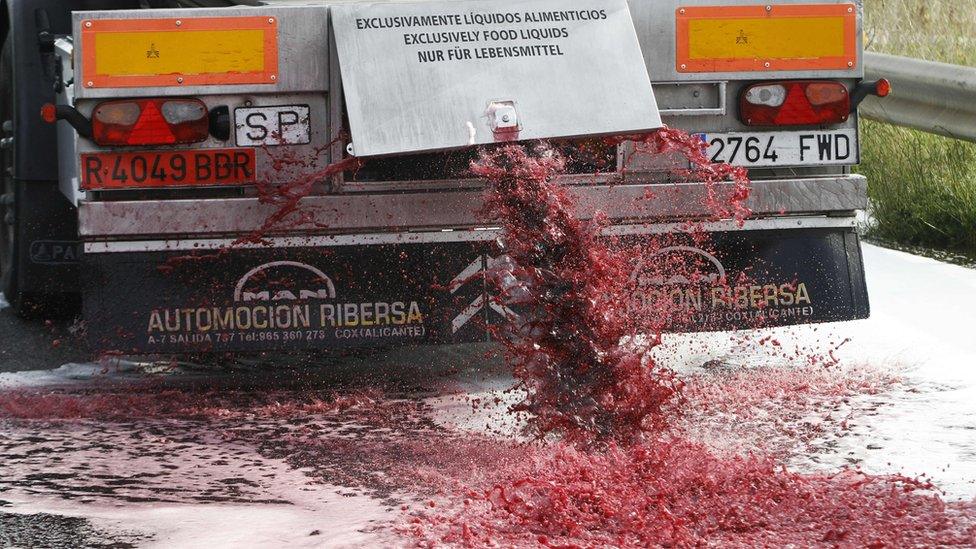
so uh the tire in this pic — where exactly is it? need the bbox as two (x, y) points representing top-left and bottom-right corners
(0, 36), (19, 308)
(0, 36), (57, 317)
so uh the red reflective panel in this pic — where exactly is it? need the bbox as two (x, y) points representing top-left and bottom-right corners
(125, 101), (176, 145)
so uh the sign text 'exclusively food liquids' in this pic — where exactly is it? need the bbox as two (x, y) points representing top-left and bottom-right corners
(353, 9), (607, 63)
(331, 0), (660, 156)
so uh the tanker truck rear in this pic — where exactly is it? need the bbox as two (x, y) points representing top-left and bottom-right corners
(0, 0), (882, 353)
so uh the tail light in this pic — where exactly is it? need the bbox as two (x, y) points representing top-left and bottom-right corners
(873, 78), (891, 98)
(740, 81), (850, 126)
(92, 98), (209, 146)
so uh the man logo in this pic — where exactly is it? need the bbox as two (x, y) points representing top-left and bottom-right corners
(631, 246), (726, 287)
(233, 261), (337, 302)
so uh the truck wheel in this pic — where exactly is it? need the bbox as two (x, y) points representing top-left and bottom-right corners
(1, 36), (45, 316)
(1, 37), (17, 306)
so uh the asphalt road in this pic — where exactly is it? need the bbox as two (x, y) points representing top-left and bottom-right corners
(0, 298), (88, 373)
(0, 242), (974, 547)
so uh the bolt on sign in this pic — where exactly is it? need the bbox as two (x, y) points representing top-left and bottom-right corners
(330, 0), (662, 157)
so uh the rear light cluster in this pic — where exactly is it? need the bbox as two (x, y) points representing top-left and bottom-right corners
(740, 80), (850, 127)
(92, 98), (209, 146)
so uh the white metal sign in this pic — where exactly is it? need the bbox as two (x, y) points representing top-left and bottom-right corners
(331, 0), (662, 157)
(234, 105), (311, 147)
(695, 128), (859, 168)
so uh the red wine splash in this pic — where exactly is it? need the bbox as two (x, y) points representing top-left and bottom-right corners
(471, 129), (751, 444)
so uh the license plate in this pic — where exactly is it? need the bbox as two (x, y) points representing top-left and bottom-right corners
(81, 149), (256, 190)
(235, 105), (311, 147)
(694, 129), (858, 168)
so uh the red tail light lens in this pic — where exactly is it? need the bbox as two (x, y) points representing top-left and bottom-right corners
(740, 81), (850, 126)
(804, 82), (847, 106)
(874, 78), (891, 97)
(40, 103), (58, 123)
(92, 98), (209, 146)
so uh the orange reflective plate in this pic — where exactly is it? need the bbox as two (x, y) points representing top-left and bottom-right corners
(81, 16), (279, 88)
(676, 4), (857, 73)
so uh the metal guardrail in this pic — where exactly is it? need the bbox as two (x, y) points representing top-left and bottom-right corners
(861, 52), (976, 143)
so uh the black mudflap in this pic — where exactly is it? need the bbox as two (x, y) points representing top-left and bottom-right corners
(619, 227), (869, 333)
(14, 181), (81, 297)
(82, 242), (496, 354)
(82, 227), (869, 354)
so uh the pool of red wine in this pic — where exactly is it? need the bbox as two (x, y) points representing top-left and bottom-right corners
(401, 130), (976, 546)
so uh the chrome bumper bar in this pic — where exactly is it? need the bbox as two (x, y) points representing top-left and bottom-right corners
(79, 175), (866, 241)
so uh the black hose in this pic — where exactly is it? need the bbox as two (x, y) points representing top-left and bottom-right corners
(54, 105), (92, 139)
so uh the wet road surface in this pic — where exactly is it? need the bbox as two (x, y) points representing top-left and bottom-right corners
(1, 242), (975, 547)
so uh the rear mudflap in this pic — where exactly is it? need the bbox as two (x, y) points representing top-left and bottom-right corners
(619, 227), (869, 332)
(82, 227), (868, 354)
(82, 241), (493, 353)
